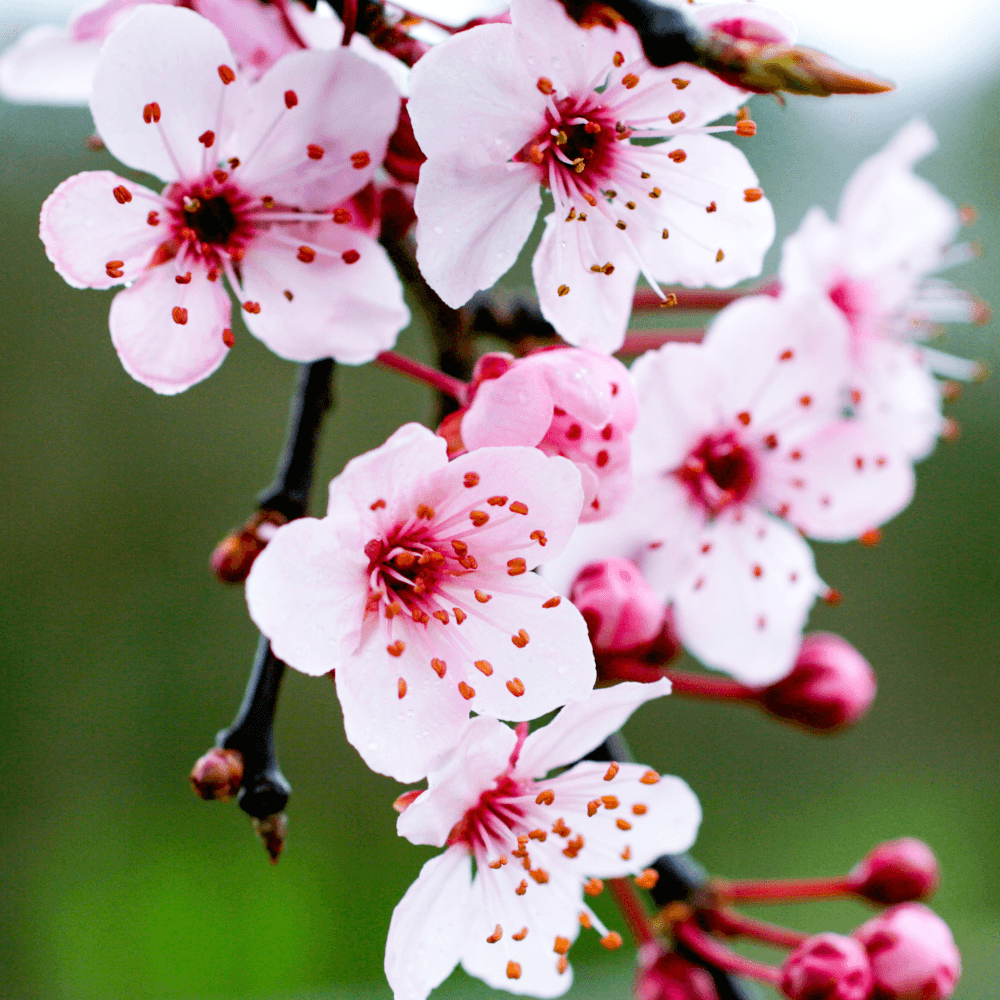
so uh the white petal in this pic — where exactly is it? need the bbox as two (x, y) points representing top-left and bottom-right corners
(515, 680), (673, 779)
(0, 25), (99, 105)
(386, 848), (472, 1000)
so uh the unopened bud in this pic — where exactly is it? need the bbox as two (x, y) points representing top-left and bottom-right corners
(635, 943), (719, 1000)
(781, 933), (873, 1000)
(760, 632), (876, 732)
(854, 904), (960, 1000)
(848, 839), (940, 905)
(190, 747), (243, 801)
(467, 351), (515, 401)
(210, 509), (286, 584)
(252, 811), (288, 865)
(435, 408), (467, 458)
(571, 559), (666, 656)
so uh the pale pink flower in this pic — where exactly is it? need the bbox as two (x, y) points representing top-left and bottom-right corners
(0, 0), (409, 105)
(780, 119), (986, 460)
(461, 347), (639, 521)
(39, 6), (407, 394)
(407, 0), (781, 352)
(385, 680), (700, 1000)
(246, 423), (596, 782)
(545, 294), (915, 684)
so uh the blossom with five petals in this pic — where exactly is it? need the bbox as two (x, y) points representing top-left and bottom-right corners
(385, 679), (700, 1000)
(780, 119), (986, 461)
(407, 0), (782, 352)
(545, 294), (915, 683)
(39, 5), (408, 393)
(459, 347), (639, 522)
(246, 423), (596, 782)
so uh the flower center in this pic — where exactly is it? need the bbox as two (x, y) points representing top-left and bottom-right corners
(828, 277), (876, 340)
(676, 432), (757, 515)
(448, 774), (529, 849)
(184, 194), (239, 245)
(165, 176), (255, 267)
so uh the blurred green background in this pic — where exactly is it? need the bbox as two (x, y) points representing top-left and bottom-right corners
(1, 8), (998, 1000)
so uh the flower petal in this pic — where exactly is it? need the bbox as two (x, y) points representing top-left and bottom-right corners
(90, 5), (236, 181)
(0, 25), (99, 105)
(40, 170), (163, 289)
(239, 226), (408, 364)
(546, 761), (701, 876)
(670, 509), (824, 684)
(398, 717), (518, 848)
(235, 47), (400, 209)
(414, 157), (541, 309)
(108, 265), (231, 393)
(385, 847), (472, 1000)
(462, 365), (556, 450)
(515, 680), (672, 779)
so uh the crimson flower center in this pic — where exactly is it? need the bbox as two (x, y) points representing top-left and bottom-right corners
(676, 432), (757, 515)
(448, 775), (528, 849)
(184, 194), (239, 245)
(165, 177), (256, 267)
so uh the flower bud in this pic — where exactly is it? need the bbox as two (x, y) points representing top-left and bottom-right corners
(781, 933), (873, 1000)
(468, 351), (516, 399)
(634, 943), (719, 1000)
(854, 904), (960, 1000)
(253, 811), (288, 865)
(571, 559), (666, 656)
(848, 839), (940, 905)
(759, 633), (876, 732)
(189, 748), (243, 801)
(210, 510), (286, 584)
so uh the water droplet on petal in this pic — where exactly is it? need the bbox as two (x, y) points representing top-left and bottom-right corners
(434, 225), (444, 235)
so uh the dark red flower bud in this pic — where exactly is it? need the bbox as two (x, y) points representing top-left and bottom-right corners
(253, 811), (287, 865)
(635, 943), (719, 1000)
(854, 904), (960, 1000)
(760, 632), (876, 732)
(189, 748), (243, 801)
(383, 100), (425, 185)
(571, 559), (666, 656)
(468, 351), (516, 400)
(781, 933), (873, 1000)
(848, 839), (940, 905)
(210, 509), (287, 584)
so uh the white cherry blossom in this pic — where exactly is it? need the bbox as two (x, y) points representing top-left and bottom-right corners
(385, 680), (700, 1000)
(246, 423), (596, 782)
(407, 0), (781, 352)
(39, 5), (408, 393)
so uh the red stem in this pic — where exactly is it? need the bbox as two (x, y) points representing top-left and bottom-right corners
(631, 278), (780, 312)
(341, 0), (357, 45)
(661, 666), (760, 702)
(708, 908), (808, 950)
(275, 0), (309, 49)
(713, 875), (854, 904)
(674, 920), (782, 986)
(618, 329), (706, 354)
(375, 351), (468, 403)
(608, 878), (655, 946)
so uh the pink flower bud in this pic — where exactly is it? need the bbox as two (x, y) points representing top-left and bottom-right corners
(468, 351), (516, 398)
(854, 904), (960, 1000)
(848, 839), (940, 905)
(189, 748), (243, 801)
(571, 559), (665, 655)
(781, 933), (873, 1000)
(634, 943), (719, 1000)
(760, 632), (876, 732)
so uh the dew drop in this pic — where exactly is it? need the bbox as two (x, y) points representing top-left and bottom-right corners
(434, 225), (444, 235)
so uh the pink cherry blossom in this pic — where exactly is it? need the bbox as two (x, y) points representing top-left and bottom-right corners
(460, 347), (639, 521)
(385, 680), (701, 1000)
(0, 0), (409, 105)
(407, 0), (779, 352)
(780, 119), (986, 460)
(246, 423), (596, 782)
(38, 5), (407, 393)
(545, 294), (915, 684)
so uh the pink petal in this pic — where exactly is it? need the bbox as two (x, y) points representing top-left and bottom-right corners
(40, 170), (162, 289)
(245, 517), (369, 677)
(515, 680), (672, 779)
(239, 227), (409, 364)
(0, 25), (100, 105)
(462, 365), (556, 449)
(545, 762), (701, 876)
(671, 509), (824, 684)
(632, 134), (775, 289)
(71, 0), (161, 41)
(398, 717), (519, 848)
(533, 211), (641, 353)
(414, 157), (541, 308)
(236, 48), (400, 209)
(408, 22), (545, 161)
(385, 847), (472, 1000)
(108, 264), (231, 393)
(761, 418), (915, 542)
(90, 5), (236, 182)
(192, 0), (296, 79)
(432, 570), (596, 723)
(532, 349), (636, 430)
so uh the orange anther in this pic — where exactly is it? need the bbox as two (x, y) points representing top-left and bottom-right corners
(744, 187), (764, 202)
(617, 818), (632, 830)
(640, 770), (660, 785)
(716, 249), (725, 262)
(672, 78), (690, 89)
(222, 328), (235, 348)
(530, 869), (549, 884)
(464, 472), (480, 488)
(512, 630), (529, 648)
(601, 795), (619, 810)
(332, 208), (351, 224)
(112, 185), (131, 204)
(307, 144), (325, 160)
(430, 658), (446, 678)
(668, 149), (687, 163)
(507, 558), (527, 576)
(613, 52), (624, 67)
(387, 641), (405, 657)
(622, 73), (639, 88)
(507, 678), (526, 697)
(342, 250), (360, 264)
(509, 501), (529, 515)
(487, 495), (508, 506)
(601, 932), (623, 950)
(397, 678), (407, 699)
(175, 272), (192, 285)
(474, 590), (492, 604)
(507, 962), (521, 980)
(636, 868), (659, 890)
(458, 681), (475, 700)
(668, 110), (685, 124)
(142, 102), (161, 123)
(584, 878), (604, 897)
(557, 957), (568, 974)
(487, 925), (503, 943)
(515, 880), (527, 896)
(542, 596), (561, 608)
(470, 510), (488, 527)
(536, 77), (554, 95)
(621, 845), (631, 860)
(587, 800), (600, 817)
(554, 936), (570, 955)
(198, 130), (215, 148)
(171, 306), (188, 325)
(557, 284), (570, 297)
(284, 89), (298, 109)
(528, 829), (547, 841)
(218, 64), (236, 84)
(297, 246), (316, 263)
(632, 803), (647, 815)
(474, 659), (493, 676)
(536, 789), (554, 805)
(736, 120), (757, 137)
(512, 927), (527, 941)
(351, 151), (370, 169)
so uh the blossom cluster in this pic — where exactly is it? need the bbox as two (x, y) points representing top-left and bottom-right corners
(6, 0), (984, 998)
